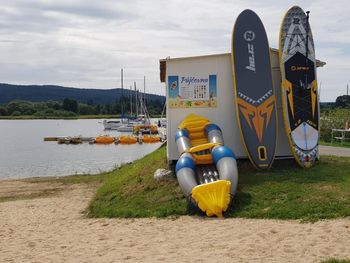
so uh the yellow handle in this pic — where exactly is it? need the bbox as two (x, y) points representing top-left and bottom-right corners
(186, 142), (220, 154)
(185, 142), (221, 165)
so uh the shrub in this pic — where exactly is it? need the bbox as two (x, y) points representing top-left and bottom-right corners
(320, 108), (350, 142)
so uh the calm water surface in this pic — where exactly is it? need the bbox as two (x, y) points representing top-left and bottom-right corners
(0, 119), (162, 180)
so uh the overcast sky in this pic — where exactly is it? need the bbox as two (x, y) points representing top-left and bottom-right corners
(0, 0), (349, 101)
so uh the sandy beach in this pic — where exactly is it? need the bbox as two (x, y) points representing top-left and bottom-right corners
(0, 180), (349, 263)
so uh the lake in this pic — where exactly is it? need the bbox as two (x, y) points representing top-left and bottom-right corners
(0, 119), (162, 180)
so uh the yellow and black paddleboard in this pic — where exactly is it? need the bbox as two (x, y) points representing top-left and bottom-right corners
(279, 6), (319, 168)
(231, 9), (277, 169)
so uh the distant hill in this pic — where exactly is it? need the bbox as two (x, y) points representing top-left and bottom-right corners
(0, 83), (165, 105)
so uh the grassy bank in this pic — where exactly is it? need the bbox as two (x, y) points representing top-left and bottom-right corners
(88, 146), (187, 217)
(88, 146), (350, 221)
(320, 140), (350, 148)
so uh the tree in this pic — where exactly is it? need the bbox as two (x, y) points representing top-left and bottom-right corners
(46, 100), (61, 110)
(335, 95), (350, 108)
(62, 98), (78, 113)
(78, 104), (95, 115)
(6, 100), (34, 115)
(0, 105), (7, 116)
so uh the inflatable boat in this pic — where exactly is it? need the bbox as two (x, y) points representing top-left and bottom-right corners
(117, 135), (138, 144)
(141, 135), (161, 143)
(175, 114), (238, 217)
(95, 135), (116, 144)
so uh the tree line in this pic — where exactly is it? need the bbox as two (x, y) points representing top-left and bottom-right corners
(0, 98), (164, 117)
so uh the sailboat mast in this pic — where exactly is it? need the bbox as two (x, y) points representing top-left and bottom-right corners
(143, 76), (146, 115)
(130, 85), (133, 115)
(134, 82), (138, 117)
(121, 68), (123, 89)
(120, 68), (124, 115)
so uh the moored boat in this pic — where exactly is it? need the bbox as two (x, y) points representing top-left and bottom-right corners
(133, 124), (158, 135)
(141, 135), (161, 143)
(57, 136), (82, 144)
(103, 120), (123, 130)
(95, 135), (116, 144)
(118, 135), (138, 144)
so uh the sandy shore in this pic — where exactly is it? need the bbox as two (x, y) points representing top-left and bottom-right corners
(0, 180), (349, 263)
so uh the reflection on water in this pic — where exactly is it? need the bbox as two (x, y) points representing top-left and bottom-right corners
(0, 119), (162, 180)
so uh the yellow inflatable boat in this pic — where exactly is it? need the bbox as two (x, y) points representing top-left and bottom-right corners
(175, 114), (238, 217)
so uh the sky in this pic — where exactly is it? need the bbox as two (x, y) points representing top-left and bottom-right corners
(0, 0), (349, 101)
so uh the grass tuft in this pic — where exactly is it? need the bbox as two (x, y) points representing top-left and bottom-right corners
(321, 259), (350, 263)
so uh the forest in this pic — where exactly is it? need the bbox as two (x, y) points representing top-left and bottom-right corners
(0, 98), (164, 118)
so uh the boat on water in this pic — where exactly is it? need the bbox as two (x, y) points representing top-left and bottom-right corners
(133, 124), (158, 135)
(103, 120), (123, 130)
(141, 135), (161, 143)
(116, 124), (134, 132)
(116, 114), (151, 132)
(175, 114), (238, 217)
(94, 135), (116, 144)
(57, 136), (82, 144)
(117, 135), (139, 144)
(103, 116), (146, 132)
(104, 72), (155, 133)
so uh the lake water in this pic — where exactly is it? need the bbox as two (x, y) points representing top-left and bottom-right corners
(0, 119), (162, 180)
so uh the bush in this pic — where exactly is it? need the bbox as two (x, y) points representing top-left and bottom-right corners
(320, 108), (350, 142)
(33, 109), (77, 117)
(0, 106), (7, 116)
(11, 111), (21, 116)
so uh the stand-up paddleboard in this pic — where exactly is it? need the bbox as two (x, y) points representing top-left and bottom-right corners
(231, 9), (277, 169)
(279, 6), (319, 168)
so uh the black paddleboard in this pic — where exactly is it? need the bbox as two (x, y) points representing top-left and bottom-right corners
(231, 9), (277, 169)
(279, 6), (319, 168)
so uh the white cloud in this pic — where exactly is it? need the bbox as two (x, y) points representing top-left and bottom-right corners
(0, 0), (349, 100)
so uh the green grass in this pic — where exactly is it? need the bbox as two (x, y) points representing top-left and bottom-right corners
(320, 140), (350, 148)
(88, 146), (188, 218)
(321, 259), (350, 263)
(227, 157), (350, 221)
(88, 146), (350, 220)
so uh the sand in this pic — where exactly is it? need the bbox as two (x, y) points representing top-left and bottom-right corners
(0, 180), (349, 263)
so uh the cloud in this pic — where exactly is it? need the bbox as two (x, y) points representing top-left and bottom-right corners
(0, 0), (349, 100)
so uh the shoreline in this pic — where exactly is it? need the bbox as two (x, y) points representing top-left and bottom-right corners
(1, 144), (349, 183)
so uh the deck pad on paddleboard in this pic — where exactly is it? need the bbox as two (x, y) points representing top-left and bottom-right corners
(279, 6), (319, 167)
(231, 9), (277, 169)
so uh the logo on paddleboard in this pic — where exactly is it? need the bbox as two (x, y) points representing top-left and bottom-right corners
(243, 31), (255, 41)
(291, 65), (309, 71)
(243, 31), (256, 72)
(292, 17), (300, 25)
